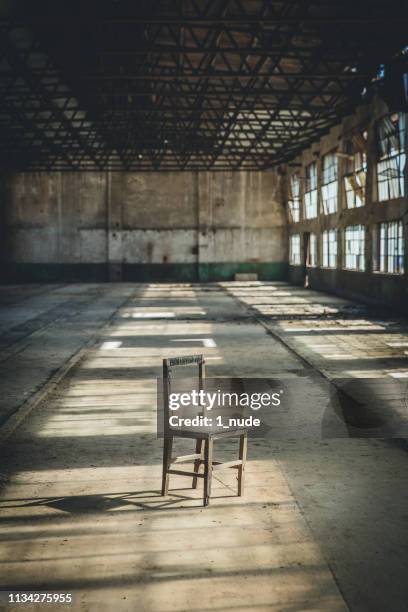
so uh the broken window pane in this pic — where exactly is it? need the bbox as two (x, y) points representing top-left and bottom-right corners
(304, 161), (317, 219)
(288, 173), (301, 222)
(344, 132), (367, 208)
(377, 113), (406, 201)
(321, 152), (338, 214)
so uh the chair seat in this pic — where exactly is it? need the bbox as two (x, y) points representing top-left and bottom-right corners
(167, 426), (247, 440)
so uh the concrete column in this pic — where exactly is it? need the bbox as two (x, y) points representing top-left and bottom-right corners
(107, 171), (123, 281)
(197, 171), (210, 281)
(0, 174), (7, 276)
(60, 173), (81, 265)
(365, 114), (377, 272)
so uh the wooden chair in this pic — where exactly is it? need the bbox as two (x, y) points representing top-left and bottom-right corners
(161, 355), (247, 507)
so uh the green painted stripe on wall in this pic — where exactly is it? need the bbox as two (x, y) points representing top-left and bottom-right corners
(1, 262), (288, 283)
(196, 262), (288, 282)
(1, 264), (108, 283)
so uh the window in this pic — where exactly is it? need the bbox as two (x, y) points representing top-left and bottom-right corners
(377, 113), (406, 201)
(304, 161), (317, 219)
(344, 225), (365, 271)
(321, 152), (338, 214)
(344, 132), (367, 208)
(290, 234), (301, 265)
(307, 233), (318, 267)
(374, 220), (405, 274)
(288, 173), (301, 222)
(322, 230), (337, 268)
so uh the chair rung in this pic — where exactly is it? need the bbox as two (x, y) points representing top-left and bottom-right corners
(167, 469), (204, 478)
(171, 453), (202, 464)
(212, 460), (242, 471)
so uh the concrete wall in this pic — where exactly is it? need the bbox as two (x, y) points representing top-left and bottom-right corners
(0, 174), (6, 272)
(286, 96), (408, 311)
(0, 169), (287, 282)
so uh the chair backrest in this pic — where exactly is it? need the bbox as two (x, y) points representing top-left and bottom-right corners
(162, 355), (205, 435)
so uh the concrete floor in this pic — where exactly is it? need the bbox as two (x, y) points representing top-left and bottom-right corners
(0, 282), (407, 611)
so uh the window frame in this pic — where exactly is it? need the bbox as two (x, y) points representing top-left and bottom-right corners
(343, 132), (367, 209)
(376, 113), (406, 202)
(288, 172), (301, 223)
(321, 151), (339, 215)
(304, 161), (318, 219)
(289, 233), (301, 266)
(374, 220), (405, 275)
(307, 233), (318, 268)
(344, 225), (366, 271)
(321, 229), (338, 269)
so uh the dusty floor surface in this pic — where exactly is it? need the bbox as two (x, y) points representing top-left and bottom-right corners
(0, 282), (407, 612)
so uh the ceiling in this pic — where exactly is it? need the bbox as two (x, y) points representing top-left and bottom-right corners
(1, 0), (408, 171)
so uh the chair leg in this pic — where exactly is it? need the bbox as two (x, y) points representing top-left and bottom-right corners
(203, 438), (213, 507)
(238, 433), (247, 496)
(192, 438), (204, 489)
(161, 436), (173, 496)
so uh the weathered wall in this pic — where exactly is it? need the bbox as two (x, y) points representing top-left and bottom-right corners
(286, 96), (408, 311)
(0, 174), (6, 271)
(1, 169), (287, 282)
(197, 172), (286, 281)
